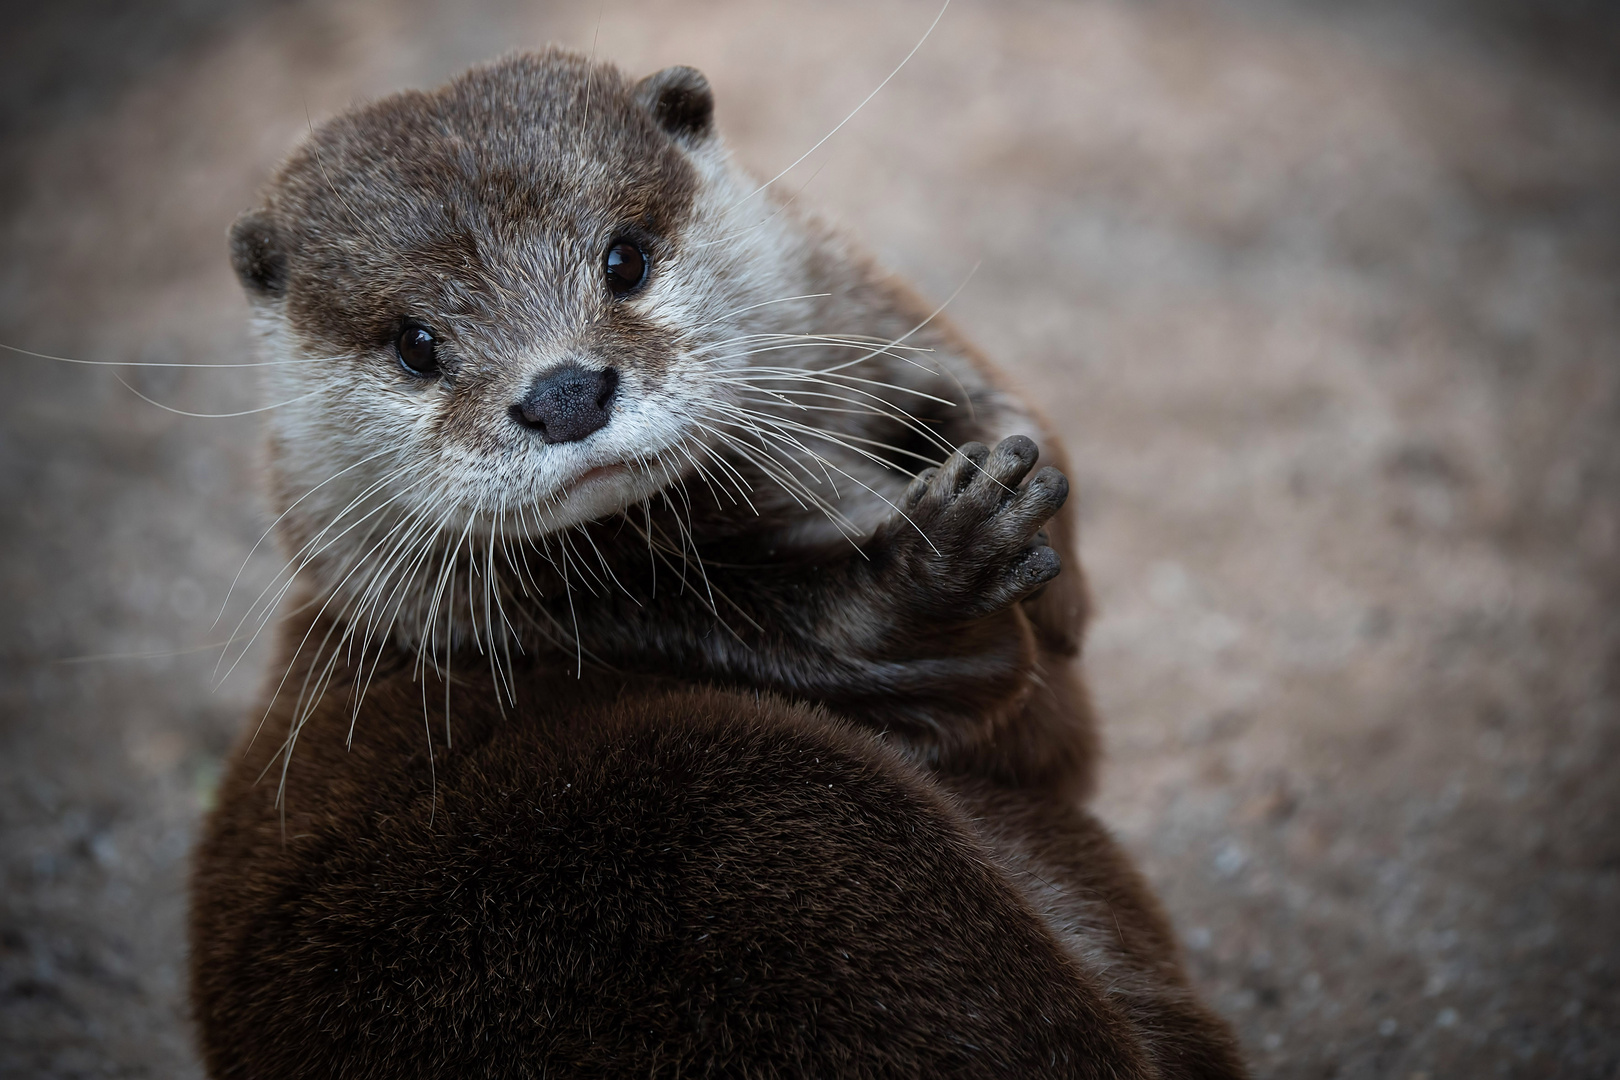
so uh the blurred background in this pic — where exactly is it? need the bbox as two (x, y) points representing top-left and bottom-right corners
(2, 0), (1617, 1076)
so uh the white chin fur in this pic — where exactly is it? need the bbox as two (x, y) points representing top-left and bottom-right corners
(496, 458), (680, 538)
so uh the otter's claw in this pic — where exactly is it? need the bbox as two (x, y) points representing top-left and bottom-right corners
(884, 435), (1069, 620)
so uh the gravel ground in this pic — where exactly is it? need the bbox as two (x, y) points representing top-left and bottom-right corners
(2, 1), (1617, 1076)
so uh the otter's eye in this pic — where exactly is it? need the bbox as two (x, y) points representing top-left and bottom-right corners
(396, 324), (439, 377)
(605, 241), (648, 296)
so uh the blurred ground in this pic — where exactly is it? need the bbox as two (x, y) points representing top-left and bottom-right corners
(2, 1), (1617, 1076)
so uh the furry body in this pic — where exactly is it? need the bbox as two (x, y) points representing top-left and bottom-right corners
(192, 50), (1246, 1077)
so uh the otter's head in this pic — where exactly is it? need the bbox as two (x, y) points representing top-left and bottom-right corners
(234, 50), (808, 618)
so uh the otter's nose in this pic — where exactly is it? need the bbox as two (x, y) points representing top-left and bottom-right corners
(511, 365), (619, 443)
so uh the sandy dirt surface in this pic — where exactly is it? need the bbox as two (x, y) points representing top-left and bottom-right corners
(2, 1), (1617, 1076)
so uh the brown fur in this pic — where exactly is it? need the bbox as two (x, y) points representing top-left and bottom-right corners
(194, 616), (1241, 1078)
(191, 49), (1247, 1077)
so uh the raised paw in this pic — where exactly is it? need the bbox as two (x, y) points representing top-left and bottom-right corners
(881, 434), (1069, 621)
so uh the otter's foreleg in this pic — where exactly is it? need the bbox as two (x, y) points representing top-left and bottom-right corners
(558, 437), (1070, 737)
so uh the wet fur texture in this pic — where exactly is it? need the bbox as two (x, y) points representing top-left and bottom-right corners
(191, 49), (1247, 1078)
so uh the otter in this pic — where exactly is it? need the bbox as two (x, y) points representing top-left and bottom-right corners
(191, 49), (1246, 1078)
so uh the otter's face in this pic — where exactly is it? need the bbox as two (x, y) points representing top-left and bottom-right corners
(232, 51), (806, 582)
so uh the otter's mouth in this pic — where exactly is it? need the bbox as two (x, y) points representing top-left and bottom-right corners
(495, 456), (675, 539)
(558, 463), (628, 499)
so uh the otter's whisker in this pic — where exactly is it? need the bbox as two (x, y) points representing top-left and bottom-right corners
(724, 0), (951, 213)
(697, 332), (934, 357)
(689, 439), (760, 514)
(572, 525), (634, 608)
(685, 293), (832, 335)
(814, 263), (980, 391)
(244, 491), (446, 749)
(0, 341), (359, 368)
(719, 400), (949, 472)
(220, 455), (422, 654)
(215, 445), (397, 629)
(725, 364), (957, 408)
(694, 421), (860, 537)
(670, 436), (736, 510)
(420, 678), (437, 826)
(672, 434), (754, 514)
(706, 408), (936, 553)
(716, 373), (962, 460)
(113, 372), (325, 419)
(305, 498), (443, 738)
(417, 516), (476, 682)
(347, 499), (464, 724)
(216, 464), (430, 688)
(690, 157), (829, 251)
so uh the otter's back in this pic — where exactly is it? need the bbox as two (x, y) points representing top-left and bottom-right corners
(191, 677), (1148, 1079)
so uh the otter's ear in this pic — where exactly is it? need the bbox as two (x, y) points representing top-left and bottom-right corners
(634, 66), (715, 145)
(229, 209), (287, 298)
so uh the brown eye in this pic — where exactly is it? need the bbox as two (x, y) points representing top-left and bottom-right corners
(605, 241), (647, 296)
(396, 323), (439, 377)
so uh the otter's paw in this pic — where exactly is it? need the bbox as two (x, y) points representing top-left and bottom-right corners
(887, 435), (1069, 619)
